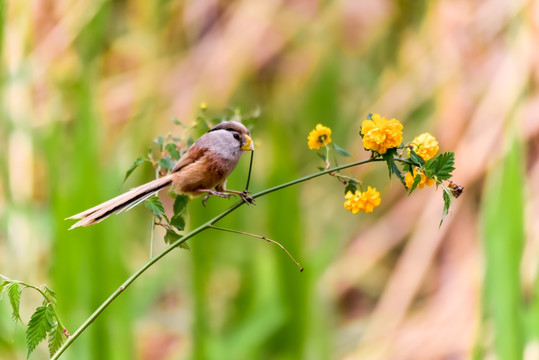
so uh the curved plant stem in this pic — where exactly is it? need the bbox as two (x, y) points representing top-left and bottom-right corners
(208, 225), (304, 272)
(51, 157), (382, 359)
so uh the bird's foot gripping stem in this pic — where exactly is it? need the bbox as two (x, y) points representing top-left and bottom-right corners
(202, 190), (234, 207)
(201, 189), (255, 207)
(237, 190), (255, 205)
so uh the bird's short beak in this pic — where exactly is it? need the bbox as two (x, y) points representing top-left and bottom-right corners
(241, 135), (254, 151)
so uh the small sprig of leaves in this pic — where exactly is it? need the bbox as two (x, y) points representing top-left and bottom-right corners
(0, 274), (69, 358)
(378, 145), (457, 225)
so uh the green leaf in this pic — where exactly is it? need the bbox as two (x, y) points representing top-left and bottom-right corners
(0, 280), (9, 299)
(333, 143), (351, 157)
(144, 197), (165, 218)
(164, 230), (190, 249)
(48, 320), (66, 357)
(409, 173), (422, 195)
(382, 148), (403, 182)
(409, 149), (425, 166)
(440, 188), (453, 226)
(26, 305), (55, 357)
(391, 161), (405, 185)
(344, 179), (358, 194)
(165, 143), (181, 161)
(424, 152), (455, 181)
(158, 157), (175, 171)
(173, 195), (189, 215)
(164, 229), (181, 244)
(154, 136), (164, 151)
(42, 286), (57, 306)
(366, 113), (373, 120)
(123, 156), (149, 183)
(170, 214), (185, 231)
(171, 116), (181, 125)
(8, 282), (22, 322)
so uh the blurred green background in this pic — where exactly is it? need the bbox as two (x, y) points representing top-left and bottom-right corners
(1, 1), (539, 359)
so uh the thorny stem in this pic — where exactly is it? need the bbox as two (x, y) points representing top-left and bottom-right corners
(51, 157), (382, 359)
(208, 226), (304, 272)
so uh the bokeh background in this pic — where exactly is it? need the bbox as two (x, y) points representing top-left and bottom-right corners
(1, 0), (539, 359)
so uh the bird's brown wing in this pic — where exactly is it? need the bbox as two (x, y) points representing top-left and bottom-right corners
(171, 141), (208, 173)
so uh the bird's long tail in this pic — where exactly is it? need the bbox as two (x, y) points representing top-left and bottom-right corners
(66, 175), (174, 229)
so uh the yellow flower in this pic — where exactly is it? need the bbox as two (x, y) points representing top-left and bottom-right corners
(200, 102), (208, 110)
(405, 168), (435, 189)
(361, 114), (403, 154)
(344, 186), (381, 214)
(308, 124), (332, 150)
(410, 132), (439, 161)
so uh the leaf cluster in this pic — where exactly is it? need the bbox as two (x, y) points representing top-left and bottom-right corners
(1, 277), (68, 357)
(392, 149), (456, 225)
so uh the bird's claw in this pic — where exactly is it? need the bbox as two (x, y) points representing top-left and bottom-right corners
(239, 190), (255, 205)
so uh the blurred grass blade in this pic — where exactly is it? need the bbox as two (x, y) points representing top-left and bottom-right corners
(481, 135), (525, 360)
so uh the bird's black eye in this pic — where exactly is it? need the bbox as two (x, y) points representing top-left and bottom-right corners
(233, 133), (240, 140)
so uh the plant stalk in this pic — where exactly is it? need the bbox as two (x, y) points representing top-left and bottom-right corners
(51, 157), (381, 359)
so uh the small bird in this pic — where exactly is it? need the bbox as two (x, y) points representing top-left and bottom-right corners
(66, 121), (254, 229)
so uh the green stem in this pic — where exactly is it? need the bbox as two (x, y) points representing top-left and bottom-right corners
(149, 220), (155, 259)
(51, 157), (382, 359)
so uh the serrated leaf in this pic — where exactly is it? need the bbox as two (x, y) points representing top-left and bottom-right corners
(333, 143), (351, 157)
(409, 174), (422, 194)
(170, 214), (185, 231)
(154, 136), (164, 151)
(47, 320), (65, 357)
(123, 156), (149, 183)
(145, 197), (165, 218)
(425, 152), (455, 181)
(173, 195), (189, 215)
(165, 143), (181, 160)
(26, 305), (55, 357)
(8, 282), (22, 322)
(409, 149), (425, 166)
(440, 188), (453, 226)
(158, 157), (175, 171)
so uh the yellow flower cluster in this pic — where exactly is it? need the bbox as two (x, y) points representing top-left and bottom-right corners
(410, 132), (439, 161)
(308, 124), (332, 150)
(361, 114), (403, 154)
(344, 186), (381, 214)
(405, 168), (435, 189)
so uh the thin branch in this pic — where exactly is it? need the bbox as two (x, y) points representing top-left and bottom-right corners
(51, 156), (381, 359)
(245, 151), (254, 191)
(209, 226), (303, 272)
